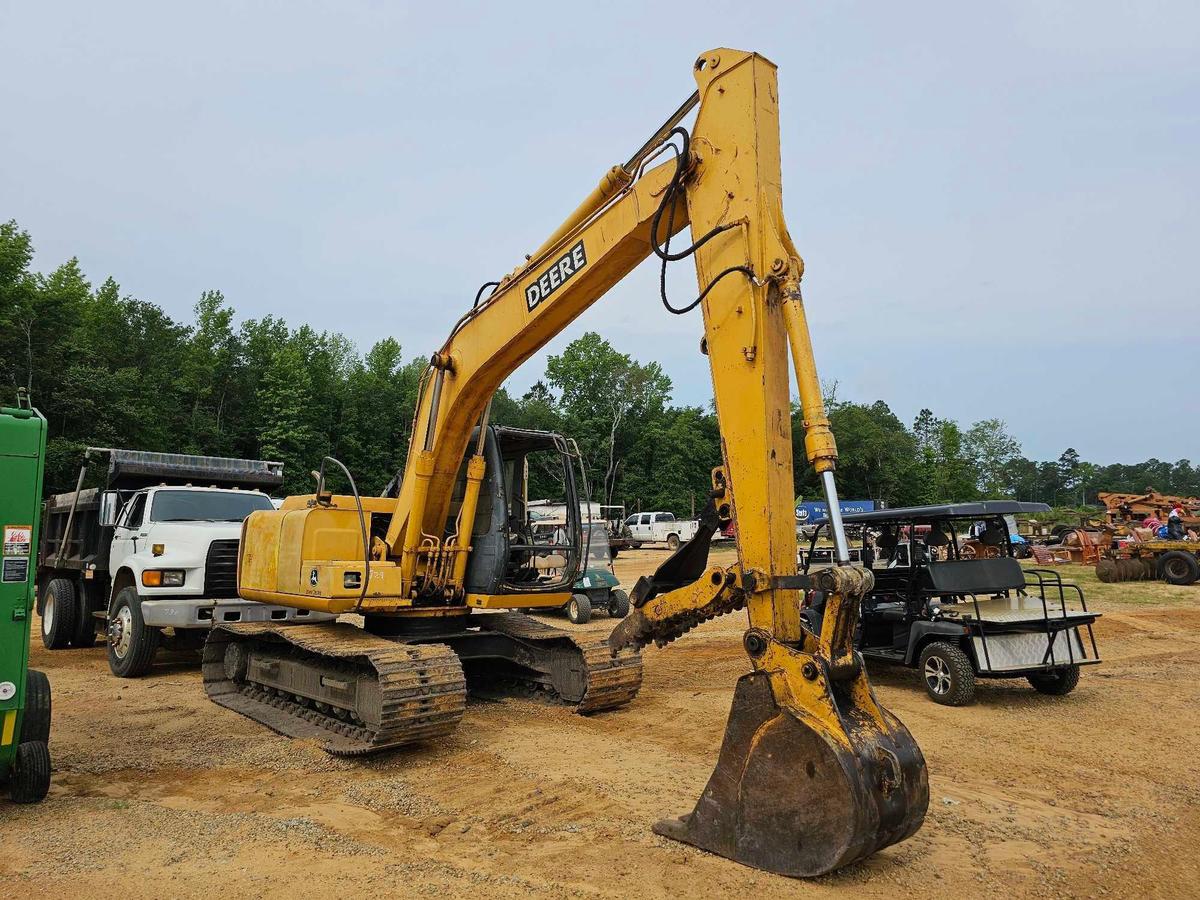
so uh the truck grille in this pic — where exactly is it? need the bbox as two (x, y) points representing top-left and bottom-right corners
(203, 539), (240, 597)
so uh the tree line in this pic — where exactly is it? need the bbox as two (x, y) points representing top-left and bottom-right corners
(3, 219), (1197, 513)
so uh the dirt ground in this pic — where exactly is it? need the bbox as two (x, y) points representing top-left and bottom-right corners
(2, 548), (1199, 898)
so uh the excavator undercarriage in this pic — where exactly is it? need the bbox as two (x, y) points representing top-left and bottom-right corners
(203, 612), (642, 755)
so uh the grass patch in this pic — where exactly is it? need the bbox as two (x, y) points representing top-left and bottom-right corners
(1022, 561), (1196, 609)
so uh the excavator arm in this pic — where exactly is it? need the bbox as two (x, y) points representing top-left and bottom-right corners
(390, 48), (927, 876)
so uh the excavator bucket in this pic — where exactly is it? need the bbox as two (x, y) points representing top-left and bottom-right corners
(654, 669), (927, 877)
(615, 549), (928, 878)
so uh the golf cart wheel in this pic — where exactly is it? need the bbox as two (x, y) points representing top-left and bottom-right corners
(106, 587), (160, 678)
(22, 670), (51, 745)
(1027, 665), (1081, 696)
(607, 588), (630, 619)
(1158, 551), (1199, 586)
(8, 741), (51, 804)
(918, 641), (975, 706)
(959, 544), (976, 560)
(566, 593), (592, 625)
(666, 533), (681, 551)
(40, 578), (78, 650)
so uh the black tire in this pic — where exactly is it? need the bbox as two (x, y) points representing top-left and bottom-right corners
(40, 577), (78, 650)
(8, 741), (51, 804)
(630, 542), (642, 550)
(918, 641), (976, 706)
(1027, 665), (1081, 696)
(566, 593), (592, 625)
(22, 670), (51, 745)
(607, 588), (630, 619)
(666, 533), (681, 551)
(1158, 551), (1199, 586)
(70, 586), (97, 648)
(106, 587), (160, 678)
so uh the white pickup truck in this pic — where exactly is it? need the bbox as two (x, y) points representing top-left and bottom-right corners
(37, 449), (331, 677)
(623, 511), (699, 551)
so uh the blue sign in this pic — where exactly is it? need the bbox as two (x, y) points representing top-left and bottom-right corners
(795, 500), (877, 522)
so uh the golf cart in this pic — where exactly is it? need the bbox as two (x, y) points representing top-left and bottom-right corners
(529, 520), (630, 624)
(802, 501), (1101, 705)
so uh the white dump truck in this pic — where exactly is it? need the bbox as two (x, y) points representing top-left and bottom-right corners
(37, 448), (331, 677)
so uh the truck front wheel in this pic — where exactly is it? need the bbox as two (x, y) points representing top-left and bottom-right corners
(40, 578), (78, 650)
(106, 587), (160, 678)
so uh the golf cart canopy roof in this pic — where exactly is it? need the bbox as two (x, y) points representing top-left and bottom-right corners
(813, 501), (1050, 526)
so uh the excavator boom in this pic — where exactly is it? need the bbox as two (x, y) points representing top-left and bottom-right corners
(214, 48), (928, 877)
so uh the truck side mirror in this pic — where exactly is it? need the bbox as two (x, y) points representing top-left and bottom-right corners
(98, 490), (122, 527)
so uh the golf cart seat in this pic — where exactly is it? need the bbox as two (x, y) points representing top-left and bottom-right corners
(870, 601), (908, 622)
(921, 558), (1026, 596)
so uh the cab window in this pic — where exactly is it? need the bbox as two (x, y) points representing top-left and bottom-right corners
(122, 493), (147, 529)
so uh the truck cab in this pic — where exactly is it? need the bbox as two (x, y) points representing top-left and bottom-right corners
(623, 511), (698, 551)
(37, 448), (333, 677)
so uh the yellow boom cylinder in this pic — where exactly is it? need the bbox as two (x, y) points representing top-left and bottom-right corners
(780, 273), (838, 474)
(529, 165), (633, 263)
(450, 454), (486, 586)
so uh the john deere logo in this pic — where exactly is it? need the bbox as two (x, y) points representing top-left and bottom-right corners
(525, 241), (587, 311)
(309, 568), (319, 587)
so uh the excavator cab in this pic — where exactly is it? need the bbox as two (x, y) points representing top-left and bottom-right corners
(449, 426), (587, 597)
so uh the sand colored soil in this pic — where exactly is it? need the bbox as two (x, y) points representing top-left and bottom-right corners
(2, 550), (1197, 898)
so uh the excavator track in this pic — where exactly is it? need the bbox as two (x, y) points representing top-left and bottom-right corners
(202, 614), (640, 756)
(474, 612), (643, 713)
(202, 623), (467, 756)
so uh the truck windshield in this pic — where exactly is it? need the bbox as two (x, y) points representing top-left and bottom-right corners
(149, 490), (274, 523)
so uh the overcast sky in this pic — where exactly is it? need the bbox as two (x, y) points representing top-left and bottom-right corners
(2, 2), (1197, 463)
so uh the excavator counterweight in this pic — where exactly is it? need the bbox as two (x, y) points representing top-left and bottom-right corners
(209, 47), (928, 878)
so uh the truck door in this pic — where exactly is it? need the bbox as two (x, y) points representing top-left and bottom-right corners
(109, 492), (147, 579)
(634, 513), (652, 541)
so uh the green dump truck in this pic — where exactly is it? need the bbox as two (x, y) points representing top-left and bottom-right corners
(0, 391), (52, 803)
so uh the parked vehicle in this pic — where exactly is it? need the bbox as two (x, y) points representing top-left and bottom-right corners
(623, 511), (699, 550)
(802, 501), (1101, 705)
(529, 500), (632, 556)
(1098, 541), (1200, 586)
(528, 520), (629, 624)
(0, 392), (52, 803)
(36, 448), (332, 677)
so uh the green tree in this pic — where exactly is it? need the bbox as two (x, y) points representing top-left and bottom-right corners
(964, 418), (1021, 496)
(546, 333), (672, 507)
(258, 343), (321, 494)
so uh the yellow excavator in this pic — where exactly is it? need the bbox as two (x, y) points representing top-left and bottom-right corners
(203, 48), (928, 877)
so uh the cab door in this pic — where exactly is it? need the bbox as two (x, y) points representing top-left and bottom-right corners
(109, 492), (147, 578)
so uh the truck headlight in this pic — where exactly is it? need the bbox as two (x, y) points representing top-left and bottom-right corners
(142, 569), (185, 587)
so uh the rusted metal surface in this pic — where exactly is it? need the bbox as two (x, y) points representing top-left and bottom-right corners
(203, 614), (643, 755)
(203, 623), (466, 756)
(474, 612), (643, 713)
(653, 671), (928, 877)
